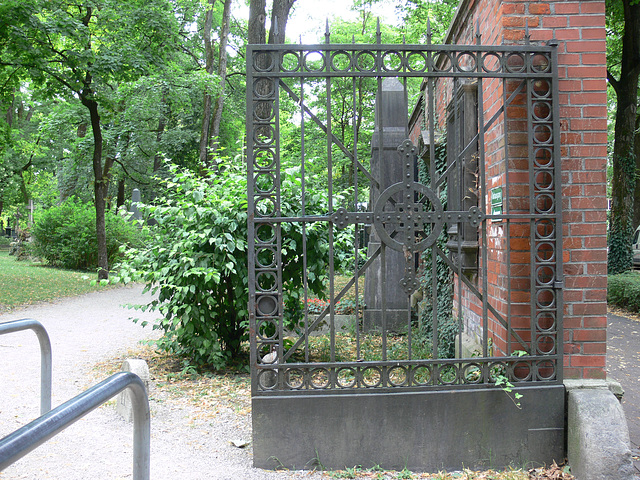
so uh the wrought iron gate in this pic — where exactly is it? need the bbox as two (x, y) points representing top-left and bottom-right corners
(247, 24), (564, 471)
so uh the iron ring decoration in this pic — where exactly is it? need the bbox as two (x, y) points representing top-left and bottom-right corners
(372, 181), (444, 253)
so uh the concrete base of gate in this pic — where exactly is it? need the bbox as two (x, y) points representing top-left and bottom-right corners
(565, 379), (636, 480)
(252, 384), (565, 472)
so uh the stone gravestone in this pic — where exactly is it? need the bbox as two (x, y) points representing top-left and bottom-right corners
(129, 188), (142, 221)
(363, 77), (411, 333)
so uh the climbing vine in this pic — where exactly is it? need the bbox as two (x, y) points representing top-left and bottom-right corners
(416, 139), (458, 359)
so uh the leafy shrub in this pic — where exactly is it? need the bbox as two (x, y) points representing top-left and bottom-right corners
(31, 197), (143, 270)
(117, 162), (330, 370)
(608, 271), (640, 312)
(306, 296), (365, 315)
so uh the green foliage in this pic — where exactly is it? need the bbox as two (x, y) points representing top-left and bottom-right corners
(118, 161), (330, 370)
(416, 140), (457, 359)
(30, 197), (143, 270)
(608, 153), (636, 274)
(608, 270), (640, 312)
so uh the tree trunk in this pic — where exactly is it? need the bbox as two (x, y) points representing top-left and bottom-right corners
(82, 96), (110, 280)
(248, 0), (266, 45)
(116, 178), (125, 210)
(153, 90), (167, 172)
(608, 0), (640, 274)
(633, 111), (640, 229)
(209, 0), (233, 161)
(268, 0), (296, 44)
(198, 0), (217, 168)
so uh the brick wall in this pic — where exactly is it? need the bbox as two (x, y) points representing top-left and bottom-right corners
(478, 0), (605, 379)
(411, 0), (607, 379)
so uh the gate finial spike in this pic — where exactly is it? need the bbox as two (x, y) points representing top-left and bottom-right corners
(476, 18), (481, 44)
(273, 16), (279, 38)
(427, 18), (432, 44)
(525, 18), (530, 44)
(376, 17), (381, 44)
(325, 18), (330, 44)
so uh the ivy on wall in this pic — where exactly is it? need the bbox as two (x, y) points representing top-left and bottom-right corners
(416, 140), (458, 359)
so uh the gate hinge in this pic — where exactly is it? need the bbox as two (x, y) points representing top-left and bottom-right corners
(554, 280), (564, 289)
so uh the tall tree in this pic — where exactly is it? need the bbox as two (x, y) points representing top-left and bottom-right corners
(607, 0), (640, 274)
(1, 0), (180, 279)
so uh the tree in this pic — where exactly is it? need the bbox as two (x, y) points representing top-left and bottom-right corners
(606, 0), (640, 274)
(1, 0), (181, 279)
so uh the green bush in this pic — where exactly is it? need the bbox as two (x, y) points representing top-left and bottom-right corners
(31, 197), (143, 270)
(608, 271), (640, 312)
(117, 162), (330, 370)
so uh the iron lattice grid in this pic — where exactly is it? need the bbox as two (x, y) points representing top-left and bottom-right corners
(246, 35), (562, 396)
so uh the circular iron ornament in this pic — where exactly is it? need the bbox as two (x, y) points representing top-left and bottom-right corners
(284, 368), (305, 389)
(362, 366), (382, 387)
(253, 147), (276, 170)
(462, 363), (483, 384)
(336, 367), (356, 388)
(532, 101), (552, 122)
(253, 51), (275, 72)
(531, 53), (551, 73)
(536, 265), (556, 286)
(302, 51), (326, 73)
(330, 50), (352, 72)
(406, 51), (428, 72)
(256, 247), (276, 268)
(488, 361), (508, 382)
(433, 51), (453, 72)
(536, 288), (556, 308)
(253, 78), (276, 99)
(481, 52), (502, 73)
(255, 172), (276, 194)
(388, 365), (409, 387)
(253, 101), (276, 122)
(535, 219), (555, 239)
(536, 312), (556, 332)
(455, 52), (477, 72)
(257, 369), (277, 390)
(438, 364), (459, 385)
(382, 50), (403, 72)
(537, 335), (556, 355)
(257, 319), (278, 340)
(536, 360), (556, 380)
(505, 53), (526, 73)
(532, 79), (551, 98)
(535, 193), (555, 214)
(533, 124), (553, 145)
(256, 295), (278, 316)
(535, 241), (556, 263)
(256, 271), (277, 292)
(411, 365), (432, 386)
(280, 50), (301, 72)
(355, 51), (376, 72)
(372, 182), (444, 253)
(255, 224), (276, 244)
(511, 361), (531, 382)
(310, 367), (330, 389)
(253, 125), (276, 146)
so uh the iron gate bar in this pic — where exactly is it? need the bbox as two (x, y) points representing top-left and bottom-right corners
(247, 35), (562, 395)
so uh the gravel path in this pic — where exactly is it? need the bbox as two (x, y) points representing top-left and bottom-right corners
(0, 286), (322, 480)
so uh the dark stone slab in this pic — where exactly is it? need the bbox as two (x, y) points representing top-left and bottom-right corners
(252, 384), (565, 472)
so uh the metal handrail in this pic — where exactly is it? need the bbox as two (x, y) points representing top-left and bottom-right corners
(0, 372), (150, 480)
(0, 319), (52, 414)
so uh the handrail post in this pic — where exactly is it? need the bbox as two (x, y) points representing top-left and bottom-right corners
(0, 372), (150, 480)
(0, 319), (52, 414)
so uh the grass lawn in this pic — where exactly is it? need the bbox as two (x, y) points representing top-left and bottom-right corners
(0, 250), (105, 311)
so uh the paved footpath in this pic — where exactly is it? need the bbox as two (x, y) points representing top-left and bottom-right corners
(0, 285), (318, 480)
(607, 311), (640, 473)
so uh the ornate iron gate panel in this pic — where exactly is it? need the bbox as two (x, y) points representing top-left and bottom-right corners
(247, 28), (562, 399)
